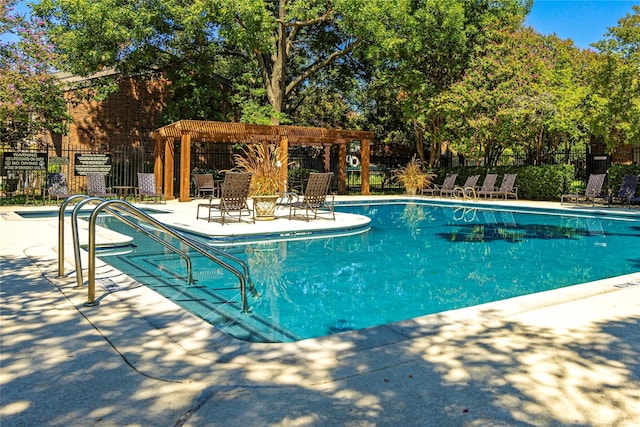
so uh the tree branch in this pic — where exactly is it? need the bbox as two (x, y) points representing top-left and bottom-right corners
(286, 39), (361, 95)
(276, 7), (334, 28)
(254, 50), (276, 105)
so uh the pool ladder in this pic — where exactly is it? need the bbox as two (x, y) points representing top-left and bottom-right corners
(57, 195), (254, 312)
(451, 186), (479, 222)
(453, 185), (478, 202)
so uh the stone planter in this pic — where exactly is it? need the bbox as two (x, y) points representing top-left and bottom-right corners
(252, 194), (279, 220)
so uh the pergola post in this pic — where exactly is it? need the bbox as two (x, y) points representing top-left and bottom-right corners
(164, 137), (175, 200)
(179, 132), (191, 202)
(323, 144), (331, 173)
(279, 134), (288, 192)
(338, 142), (347, 194)
(361, 139), (370, 195)
(153, 132), (164, 193)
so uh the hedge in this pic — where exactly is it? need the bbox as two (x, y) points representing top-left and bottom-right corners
(607, 164), (640, 193)
(426, 164), (574, 201)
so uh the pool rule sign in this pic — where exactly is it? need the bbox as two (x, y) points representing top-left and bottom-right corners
(74, 153), (112, 175)
(1, 152), (48, 173)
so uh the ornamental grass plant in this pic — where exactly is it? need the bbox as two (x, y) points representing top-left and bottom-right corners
(234, 142), (288, 196)
(393, 155), (434, 195)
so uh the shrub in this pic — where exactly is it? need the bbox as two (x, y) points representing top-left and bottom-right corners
(426, 164), (573, 200)
(608, 164), (640, 192)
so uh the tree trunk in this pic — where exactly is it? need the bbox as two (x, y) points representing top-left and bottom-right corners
(251, 1), (357, 126)
(413, 119), (425, 163)
(427, 116), (441, 168)
(535, 125), (544, 165)
(265, 0), (287, 125)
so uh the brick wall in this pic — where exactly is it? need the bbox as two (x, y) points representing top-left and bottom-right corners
(62, 74), (171, 152)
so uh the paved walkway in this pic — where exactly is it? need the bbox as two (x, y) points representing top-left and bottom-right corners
(1, 197), (639, 426)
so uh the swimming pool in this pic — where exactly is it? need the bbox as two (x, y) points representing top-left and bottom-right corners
(96, 201), (640, 342)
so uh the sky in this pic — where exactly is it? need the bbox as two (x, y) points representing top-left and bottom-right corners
(524, 1), (638, 49)
(1, 0), (638, 49)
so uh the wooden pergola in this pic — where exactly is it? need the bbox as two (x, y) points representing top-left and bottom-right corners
(151, 120), (374, 201)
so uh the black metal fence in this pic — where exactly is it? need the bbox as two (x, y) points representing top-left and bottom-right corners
(1, 144), (594, 202)
(0, 146), (155, 202)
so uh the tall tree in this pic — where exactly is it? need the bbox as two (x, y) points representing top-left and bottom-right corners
(364, 0), (532, 166)
(587, 5), (640, 149)
(534, 36), (588, 164)
(431, 25), (554, 166)
(34, 0), (406, 125)
(1, 0), (68, 149)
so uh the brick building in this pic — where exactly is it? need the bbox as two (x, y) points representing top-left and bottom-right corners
(36, 71), (172, 192)
(50, 71), (170, 154)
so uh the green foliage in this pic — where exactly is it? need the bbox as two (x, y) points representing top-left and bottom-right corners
(288, 168), (314, 185)
(587, 6), (640, 150)
(290, 83), (357, 129)
(161, 66), (237, 124)
(34, 0), (410, 124)
(1, 3), (69, 147)
(22, 0), (640, 169)
(365, 0), (532, 164)
(429, 164), (573, 200)
(207, 0), (410, 120)
(608, 164), (640, 191)
(514, 164), (574, 200)
(436, 27), (588, 167)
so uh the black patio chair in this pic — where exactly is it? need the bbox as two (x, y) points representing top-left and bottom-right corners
(561, 174), (606, 206)
(476, 174), (498, 198)
(86, 173), (117, 198)
(489, 174), (518, 200)
(422, 173), (457, 197)
(136, 172), (165, 204)
(46, 172), (69, 204)
(193, 173), (218, 198)
(607, 174), (638, 208)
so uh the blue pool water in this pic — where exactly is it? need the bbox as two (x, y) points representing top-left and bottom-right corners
(96, 202), (640, 342)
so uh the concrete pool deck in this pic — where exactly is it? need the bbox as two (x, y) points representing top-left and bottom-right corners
(1, 196), (639, 426)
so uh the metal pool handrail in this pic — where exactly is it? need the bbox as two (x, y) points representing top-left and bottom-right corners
(98, 205), (195, 284)
(183, 236), (257, 297)
(97, 201), (254, 297)
(59, 195), (193, 289)
(58, 195), (254, 312)
(84, 199), (252, 312)
(70, 196), (109, 288)
(453, 207), (478, 222)
(453, 186), (478, 202)
(58, 194), (92, 278)
(464, 186), (478, 201)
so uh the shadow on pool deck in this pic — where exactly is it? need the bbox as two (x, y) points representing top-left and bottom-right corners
(1, 197), (640, 426)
